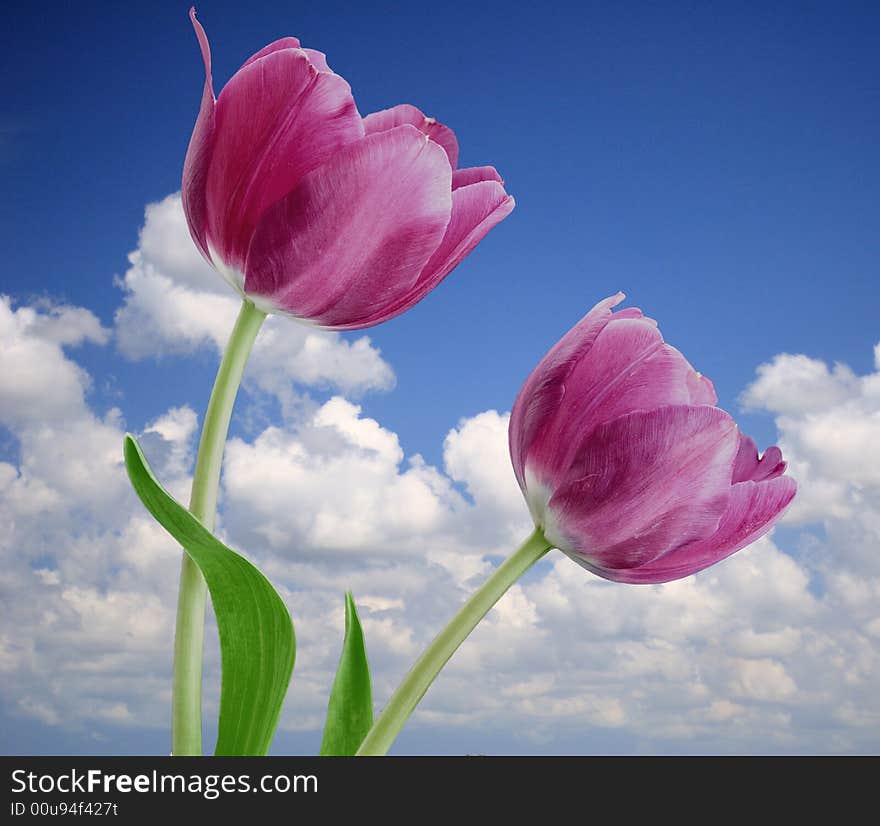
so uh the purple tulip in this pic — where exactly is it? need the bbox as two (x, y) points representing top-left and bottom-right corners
(182, 8), (514, 330)
(509, 293), (796, 584)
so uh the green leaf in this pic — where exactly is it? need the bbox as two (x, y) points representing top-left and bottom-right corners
(123, 434), (295, 756)
(320, 592), (373, 756)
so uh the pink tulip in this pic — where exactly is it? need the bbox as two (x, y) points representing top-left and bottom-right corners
(182, 8), (514, 330)
(509, 293), (796, 584)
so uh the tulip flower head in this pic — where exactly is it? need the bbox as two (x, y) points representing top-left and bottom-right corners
(182, 8), (514, 330)
(509, 293), (796, 584)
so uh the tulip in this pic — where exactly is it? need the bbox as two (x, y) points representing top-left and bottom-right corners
(508, 292), (797, 584)
(182, 8), (514, 330)
(357, 293), (799, 755)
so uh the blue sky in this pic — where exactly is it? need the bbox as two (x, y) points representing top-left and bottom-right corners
(1, 1), (879, 755)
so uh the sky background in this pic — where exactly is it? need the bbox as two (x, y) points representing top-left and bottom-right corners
(1, 0), (878, 754)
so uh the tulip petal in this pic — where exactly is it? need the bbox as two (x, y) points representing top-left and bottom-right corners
(610, 307), (652, 322)
(364, 104), (459, 169)
(344, 179), (514, 329)
(240, 37), (302, 68)
(732, 433), (787, 483)
(452, 166), (503, 190)
(181, 8), (216, 265)
(244, 125), (453, 328)
(302, 49), (332, 73)
(547, 405), (738, 571)
(205, 47), (364, 271)
(509, 293), (625, 489)
(583, 476), (797, 584)
(522, 314), (716, 490)
(687, 370), (718, 405)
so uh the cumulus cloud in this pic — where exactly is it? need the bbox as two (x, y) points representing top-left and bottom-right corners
(222, 404), (530, 569)
(224, 398), (462, 557)
(1, 281), (878, 753)
(742, 353), (862, 416)
(0, 297), (183, 735)
(0, 296), (109, 428)
(113, 194), (395, 408)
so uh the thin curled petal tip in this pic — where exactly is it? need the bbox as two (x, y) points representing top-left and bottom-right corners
(509, 294), (796, 585)
(181, 6), (218, 265)
(189, 8), (212, 96)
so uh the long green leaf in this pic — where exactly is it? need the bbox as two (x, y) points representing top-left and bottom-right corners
(320, 592), (373, 755)
(124, 434), (295, 756)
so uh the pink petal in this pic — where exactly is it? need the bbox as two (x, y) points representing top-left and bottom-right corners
(205, 47), (364, 271)
(364, 104), (459, 169)
(522, 314), (716, 490)
(732, 433), (787, 483)
(181, 8), (216, 265)
(611, 307), (654, 323)
(343, 179), (514, 329)
(302, 49), (332, 73)
(547, 405), (738, 571)
(509, 293), (626, 489)
(240, 37), (302, 69)
(452, 166), (503, 190)
(687, 369), (718, 405)
(241, 40), (331, 74)
(584, 476), (797, 584)
(244, 125), (453, 328)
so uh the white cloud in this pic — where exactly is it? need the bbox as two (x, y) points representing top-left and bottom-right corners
(0, 297), (125, 518)
(729, 658), (797, 702)
(0, 298), (187, 738)
(0, 296), (108, 428)
(742, 353), (861, 415)
(20, 302), (110, 348)
(113, 194), (395, 409)
(444, 410), (520, 509)
(221, 400), (532, 579)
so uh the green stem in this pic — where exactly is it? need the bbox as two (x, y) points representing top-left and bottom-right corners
(356, 527), (552, 756)
(172, 299), (266, 756)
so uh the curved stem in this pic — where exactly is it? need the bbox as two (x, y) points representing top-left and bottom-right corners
(172, 299), (266, 756)
(356, 528), (552, 756)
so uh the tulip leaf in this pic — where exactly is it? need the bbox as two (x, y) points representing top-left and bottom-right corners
(123, 434), (295, 756)
(320, 592), (373, 756)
